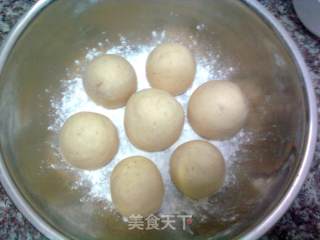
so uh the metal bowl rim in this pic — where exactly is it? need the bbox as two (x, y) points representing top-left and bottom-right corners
(0, 0), (317, 240)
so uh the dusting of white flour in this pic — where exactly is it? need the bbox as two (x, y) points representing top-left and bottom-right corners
(47, 28), (251, 220)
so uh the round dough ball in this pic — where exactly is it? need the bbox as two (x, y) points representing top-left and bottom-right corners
(125, 88), (184, 152)
(188, 80), (248, 139)
(146, 43), (196, 96)
(59, 112), (119, 170)
(111, 156), (164, 217)
(170, 140), (225, 200)
(84, 54), (137, 108)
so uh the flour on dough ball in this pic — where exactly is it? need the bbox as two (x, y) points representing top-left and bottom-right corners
(170, 140), (225, 200)
(188, 80), (248, 139)
(84, 54), (137, 108)
(146, 43), (196, 95)
(59, 112), (119, 170)
(111, 156), (164, 217)
(125, 88), (184, 152)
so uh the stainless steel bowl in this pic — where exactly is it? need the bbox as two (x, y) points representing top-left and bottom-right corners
(0, 0), (317, 239)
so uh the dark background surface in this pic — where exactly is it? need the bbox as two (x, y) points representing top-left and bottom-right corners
(0, 0), (319, 239)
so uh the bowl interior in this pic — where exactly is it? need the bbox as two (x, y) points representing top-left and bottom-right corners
(0, 0), (309, 239)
